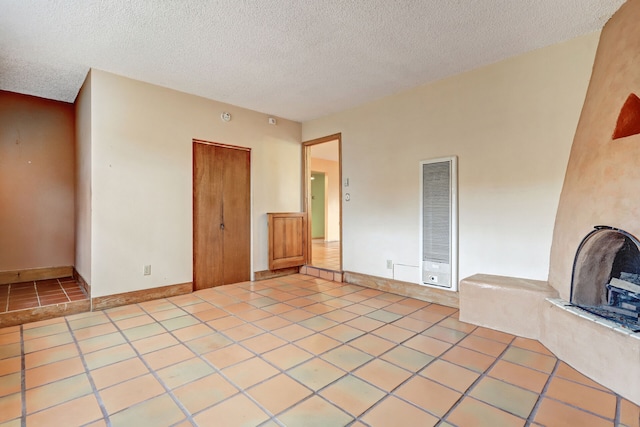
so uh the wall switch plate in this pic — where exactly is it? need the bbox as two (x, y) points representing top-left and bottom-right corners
(144, 265), (151, 275)
(386, 260), (393, 269)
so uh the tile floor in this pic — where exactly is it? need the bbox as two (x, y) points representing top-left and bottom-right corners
(0, 277), (88, 313)
(311, 240), (341, 271)
(0, 274), (638, 426)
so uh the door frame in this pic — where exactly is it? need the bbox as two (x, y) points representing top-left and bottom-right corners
(302, 133), (342, 271)
(192, 139), (252, 290)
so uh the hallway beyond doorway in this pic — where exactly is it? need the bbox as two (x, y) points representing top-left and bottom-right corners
(312, 239), (340, 271)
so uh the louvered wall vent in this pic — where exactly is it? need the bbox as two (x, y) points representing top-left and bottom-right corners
(420, 156), (458, 291)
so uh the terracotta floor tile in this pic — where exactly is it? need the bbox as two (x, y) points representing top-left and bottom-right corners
(323, 309), (359, 323)
(303, 303), (336, 315)
(320, 375), (386, 417)
(533, 397), (612, 427)
(380, 345), (434, 372)
(168, 323), (214, 342)
(206, 315), (245, 331)
(67, 312), (110, 330)
(458, 334), (509, 357)
(362, 395), (438, 426)
(72, 323), (119, 341)
(156, 357), (215, 389)
(262, 302), (296, 315)
(142, 344), (195, 371)
(395, 376), (462, 417)
(619, 399), (640, 427)
(236, 308), (272, 322)
(321, 345), (374, 372)
(299, 315), (339, 332)
(253, 315), (292, 331)
(203, 343), (255, 369)
(83, 343), (137, 370)
(472, 327), (515, 344)
(422, 324), (468, 344)
(241, 332), (287, 354)
(280, 308), (316, 322)
(120, 323), (166, 344)
(222, 357), (279, 389)
(391, 316), (433, 333)
(222, 323), (264, 341)
(407, 309), (448, 324)
(112, 314), (155, 330)
(194, 393), (269, 426)
(488, 360), (549, 393)
(25, 373), (92, 413)
(192, 307), (229, 322)
(26, 357), (86, 388)
(77, 332), (126, 354)
(138, 299), (177, 313)
(419, 359), (480, 393)
(404, 334), (452, 357)
(277, 395), (353, 427)
(262, 344), (314, 370)
(23, 332), (73, 353)
(25, 393), (102, 427)
(173, 373), (238, 414)
(104, 305), (146, 321)
(130, 332), (179, 354)
(99, 374), (165, 414)
(322, 323), (366, 342)
(248, 373), (312, 415)
(0, 357), (21, 376)
(150, 307), (187, 321)
(384, 302), (419, 316)
(24, 343), (78, 369)
(446, 396), (525, 427)
(109, 394), (185, 427)
(511, 337), (554, 356)
(288, 358), (346, 391)
(354, 359), (412, 392)
(0, 343), (21, 360)
(345, 316), (385, 332)
(545, 376), (616, 419)
(438, 316), (478, 333)
(295, 333), (341, 354)
(343, 303), (378, 316)
(554, 361), (609, 391)
(0, 393), (21, 423)
(501, 347), (557, 373)
(185, 332), (233, 354)
(181, 301), (215, 314)
(349, 334), (396, 357)
(470, 376), (538, 418)
(441, 346), (496, 373)
(0, 372), (21, 397)
(366, 309), (403, 323)
(91, 358), (149, 390)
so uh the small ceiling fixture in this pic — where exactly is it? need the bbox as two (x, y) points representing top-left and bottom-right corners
(220, 112), (231, 122)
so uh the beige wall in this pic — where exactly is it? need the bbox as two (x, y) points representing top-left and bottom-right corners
(550, 0), (640, 299)
(0, 91), (75, 271)
(303, 33), (599, 283)
(310, 157), (340, 242)
(75, 72), (92, 284)
(87, 70), (301, 297)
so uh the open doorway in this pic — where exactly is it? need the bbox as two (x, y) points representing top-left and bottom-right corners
(303, 134), (342, 271)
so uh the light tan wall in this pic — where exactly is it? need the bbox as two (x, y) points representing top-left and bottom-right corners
(89, 70), (301, 297)
(75, 72), (92, 283)
(303, 33), (599, 283)
(550, 0), (640, 299)
(310, 157), (340, 241)
(0, 91), (75, 271)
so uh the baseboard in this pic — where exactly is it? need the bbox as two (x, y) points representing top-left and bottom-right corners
(72, 269), (91, 295)
(0, 266), (74, 285)
(92, 282), (193, 311)
(254, 267), (300, 281)
(0, 300), (91, 328)
(344, 271), (459, 308)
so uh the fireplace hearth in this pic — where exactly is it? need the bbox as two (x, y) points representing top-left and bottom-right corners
(570, 226), (640, 332)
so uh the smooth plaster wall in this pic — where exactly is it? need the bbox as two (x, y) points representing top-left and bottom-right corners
(310, 157), (340, 242)
(0, 91), (75, 271)
(302, 33), (599, 283)
(89, 70), (301, 297)
(549, 0), (640, 299)
(75, 72), (92, 284)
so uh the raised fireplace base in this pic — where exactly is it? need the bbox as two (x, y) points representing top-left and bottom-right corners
(460, 274), (640, 405)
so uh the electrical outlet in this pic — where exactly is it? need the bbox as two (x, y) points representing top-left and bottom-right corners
(144, 265), (151, 276)
(386, 260), (393, 269)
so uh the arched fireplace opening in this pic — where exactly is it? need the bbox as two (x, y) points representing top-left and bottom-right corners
(571, 226), (640, 332)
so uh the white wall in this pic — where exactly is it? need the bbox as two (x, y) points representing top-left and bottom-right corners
(88, 70), (301, 297)
(302, 32), (599, 283)
(75, 71), (92, 283)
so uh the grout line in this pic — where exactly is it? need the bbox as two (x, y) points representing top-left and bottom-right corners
(20, 324), (26, 427)
(64, 317), (112, 427)
(614, 395), (622, 426)
(58, 279), (71, 303)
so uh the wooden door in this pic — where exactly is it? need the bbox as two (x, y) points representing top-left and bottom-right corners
(268, 212), (307, 270)
(193, 141), (250, 290)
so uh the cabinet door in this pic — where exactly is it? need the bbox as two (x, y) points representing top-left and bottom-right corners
(268, 212), (307, 270)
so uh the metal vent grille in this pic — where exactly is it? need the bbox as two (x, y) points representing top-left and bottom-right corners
(422, 161), (451, 264)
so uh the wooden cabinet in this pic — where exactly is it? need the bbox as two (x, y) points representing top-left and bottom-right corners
(268, 212), (307, 270)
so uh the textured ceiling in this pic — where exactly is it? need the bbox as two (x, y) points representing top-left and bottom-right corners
(0, 0), (625, 122)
